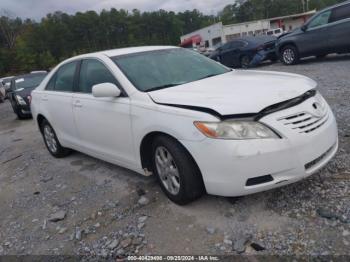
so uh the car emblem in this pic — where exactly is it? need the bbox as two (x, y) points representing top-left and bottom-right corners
(312, 102), (324, 118)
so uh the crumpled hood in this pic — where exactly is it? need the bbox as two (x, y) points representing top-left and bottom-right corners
(148, 70), (317, 116)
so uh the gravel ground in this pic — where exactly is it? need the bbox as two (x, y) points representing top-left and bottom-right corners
(0, 55), (349, 258)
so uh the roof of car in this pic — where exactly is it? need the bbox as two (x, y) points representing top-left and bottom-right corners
(13, 73), (47, 81)
(322, 0), (350, 12)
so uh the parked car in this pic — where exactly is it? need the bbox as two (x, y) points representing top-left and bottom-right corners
(209, 36), (277, 68)
(1, 76), (14, 98)
(0, 82), (5, 103)
(266, 28), (284, 37)
(8, 73), (47, 119)
(31, 46), (338, 205)
(31, 70), (48, 74)
(277, 1), (350, 65)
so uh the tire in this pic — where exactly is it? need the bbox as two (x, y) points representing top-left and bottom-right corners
(16, 111), (27, 120)
(151, 135), (205, 205)
(10, 100), (26, 119)
(240, 55), (251, 69)
(280, 45), (300, 65)
(40, 119), (71, 158)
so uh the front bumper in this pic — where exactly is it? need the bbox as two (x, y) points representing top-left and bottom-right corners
(18, 104), (31, 115)
(181, 97), (338, 197)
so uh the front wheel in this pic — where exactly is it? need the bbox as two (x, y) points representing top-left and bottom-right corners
(41, 119), (71, 158)
(152, 136), (205, 205)
(280, 45), (300, 65)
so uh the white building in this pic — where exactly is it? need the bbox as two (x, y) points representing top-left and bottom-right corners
(180, 10), (316, 48)
(180, 22), (224, 49)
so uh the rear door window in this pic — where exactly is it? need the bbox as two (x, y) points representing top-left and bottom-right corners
(330, 4), (350, 23)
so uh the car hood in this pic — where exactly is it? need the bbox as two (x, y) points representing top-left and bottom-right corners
(278, 28), (303, 39)
(15, 87), (36, 97)
(148, 70), (317, 116)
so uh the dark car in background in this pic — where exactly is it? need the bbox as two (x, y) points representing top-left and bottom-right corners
(277, 1), (350, 65)
(209, 36), (277, 68)
(8, 73), (47, 119)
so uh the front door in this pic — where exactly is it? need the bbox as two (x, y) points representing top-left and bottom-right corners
(72, 58), (135, 166)
(298, 10), (332, 56)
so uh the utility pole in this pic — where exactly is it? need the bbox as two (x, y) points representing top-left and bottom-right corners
(301, 0), (305, 12)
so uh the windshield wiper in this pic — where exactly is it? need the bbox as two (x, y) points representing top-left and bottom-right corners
(197, 73), (221, 81)
(147, 83), (182, 92)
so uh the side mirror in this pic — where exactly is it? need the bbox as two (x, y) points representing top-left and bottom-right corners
(92, 83), (121, 98)
(301, 25), (307, 32)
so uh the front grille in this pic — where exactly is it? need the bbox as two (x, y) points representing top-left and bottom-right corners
(277, 108), (329, 134)
(305, 144), (335, 170)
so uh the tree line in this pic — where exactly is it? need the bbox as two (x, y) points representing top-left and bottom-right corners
(0, 0), (345, 76)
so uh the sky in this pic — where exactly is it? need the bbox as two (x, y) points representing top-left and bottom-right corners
(0, 0), (236, 20)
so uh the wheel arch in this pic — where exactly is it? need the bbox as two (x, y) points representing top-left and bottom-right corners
(278, 41), (299, 54)
(37, 114), (48, 133)
(139, 131), (203, 181)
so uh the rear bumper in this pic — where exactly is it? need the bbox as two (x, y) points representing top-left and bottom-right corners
(181, 100), (338, 197)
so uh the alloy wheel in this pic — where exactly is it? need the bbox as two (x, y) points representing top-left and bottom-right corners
(44, 125), (57, 153)
(155, 146), (181, 195)
(283, 48), (295, 64)
(241, 56), (251, 68)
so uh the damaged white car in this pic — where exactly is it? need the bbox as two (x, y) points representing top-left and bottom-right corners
(31, 46), (338, 205)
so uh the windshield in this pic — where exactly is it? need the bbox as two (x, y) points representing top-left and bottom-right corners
(112, 48), (230, 92)
(15, 74), (47, 90)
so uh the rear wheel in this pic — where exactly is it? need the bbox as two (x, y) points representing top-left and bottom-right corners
(240, 55), (251, 69)
(280, 45), (300, 65)
(41, 119), (71, 158)
(152, 135), (205, 205)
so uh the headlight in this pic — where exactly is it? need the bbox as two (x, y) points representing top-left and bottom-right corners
(15, 95), (27, 105)
(194, 121), (279, 140)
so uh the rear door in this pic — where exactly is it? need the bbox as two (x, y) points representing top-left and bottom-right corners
(40, 61), (79, 146)
(328, 3), (350, 53)
(298, 10), (332, 56)
(72, 58), (135, 166)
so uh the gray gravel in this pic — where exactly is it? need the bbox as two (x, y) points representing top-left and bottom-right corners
(0, 54), (349, 257)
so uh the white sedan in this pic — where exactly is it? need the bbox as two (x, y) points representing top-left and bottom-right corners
(30, 46), (338, 205)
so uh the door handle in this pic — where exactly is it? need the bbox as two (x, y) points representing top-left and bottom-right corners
(42, 95), (48, 101)
(73, 100), (83, 108)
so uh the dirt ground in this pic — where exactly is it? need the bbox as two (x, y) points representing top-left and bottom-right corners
(0, 55), (349, 258)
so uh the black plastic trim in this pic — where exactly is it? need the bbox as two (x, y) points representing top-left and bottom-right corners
(246, 175), (274, 186)
(254, 89), (316, 120)
(152, 89), (316, 121)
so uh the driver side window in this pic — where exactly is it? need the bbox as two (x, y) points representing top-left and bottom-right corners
(78, 59), (118, 93)
(308, 11), (332, 29)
